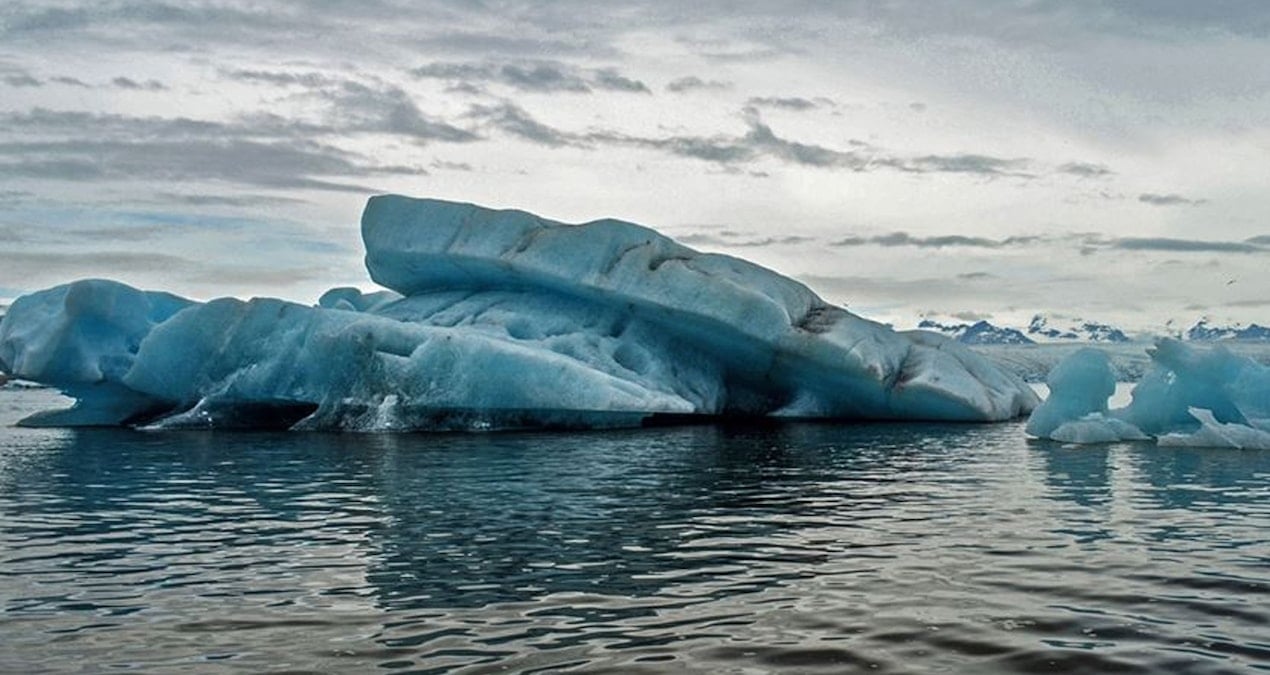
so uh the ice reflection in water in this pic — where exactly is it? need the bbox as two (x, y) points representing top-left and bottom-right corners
(1, 388), (1268, 673)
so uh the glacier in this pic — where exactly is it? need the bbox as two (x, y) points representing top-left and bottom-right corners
(1026, 339), (1270, 449)
(0, 195), (1039, 431)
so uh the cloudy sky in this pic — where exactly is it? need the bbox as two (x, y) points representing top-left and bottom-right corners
(1, 1), (1267, 331)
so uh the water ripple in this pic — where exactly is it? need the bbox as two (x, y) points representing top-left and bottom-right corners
(1, 389), (1268, 673)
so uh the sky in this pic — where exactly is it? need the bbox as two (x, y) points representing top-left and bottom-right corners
(1, 0), (1267, 332)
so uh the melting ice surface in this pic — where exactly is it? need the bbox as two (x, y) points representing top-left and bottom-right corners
(0, 195), (1037, 431)
(1026, 340), (1270, 449)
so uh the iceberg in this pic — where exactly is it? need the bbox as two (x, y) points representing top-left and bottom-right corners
(1026, 338), (1270, 448)
(1024, 347), (1117, 439)
(0, 279), (193, 426)
(0, 195), (1038, 431)
(1047, 414), (1150, 444)
(1157, 408), (1270, 451)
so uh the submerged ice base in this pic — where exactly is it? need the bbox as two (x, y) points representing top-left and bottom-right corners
(0, 195), (1038, 431)
(1026, 340), (1270, 449)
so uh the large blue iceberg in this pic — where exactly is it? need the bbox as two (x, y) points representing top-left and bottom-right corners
(0, 195), (1039, 431)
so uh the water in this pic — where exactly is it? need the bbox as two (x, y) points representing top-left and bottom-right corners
(2, 388), (1268, 674)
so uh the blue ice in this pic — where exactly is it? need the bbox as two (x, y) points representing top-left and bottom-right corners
(0, 196), (1039, 431)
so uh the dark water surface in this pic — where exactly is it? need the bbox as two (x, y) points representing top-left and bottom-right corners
(2, 388), (1268, 674)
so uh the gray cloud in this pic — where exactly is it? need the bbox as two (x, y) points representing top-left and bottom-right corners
(412, 60), (649, 94)
(467, 102), (583, 148)
(677, 231), (814, 248)
(2, 209), (352, 250)
(0, 136), (402, 193)
(5, 2), (1270, 57)
(220, 70), (481, 144)
(2, 72), (172, 90)
(597, 129), (756, 163)
(152, 192), (307, 207)
(66, 224), (173, 242)
(1110, 237), (1263, 253)
(735, 118), (865, 167)
(49, 75), (90, 87)
(593, 68), (650, 93)
(1058, 161), (1114, 177)
(407, 31), (619, 59)
(996, 1), (1270, 40)
(220, 68), (340, 88)
(679, 1), (1270, 44)
(1, 3), (298, 40)
(0, 249), (331, 291)
(935, 310), (992, 321)
(831, 232), (1041, 248)
(698, 46), (786, 62)
(322, 81), (480, 142)
(904, 154), (1031, 177)
(0, 85), (471, 196)
(3, 108), (291, 139)
(0, 223), (32, 244)
(0, 3), (617, 68)
(1065, 232), (1269, 255)
(92, 101), (446, 157)
(746, 96), (825, 111)
(3, 73), (42, 87)
(430, 159), (473, 172)
(1245, 235), (1270, 245)
(0, 250), (196, 279)
(1139, 192), (1206, 206)
(444, 81), (487, 96)
(829, 230), (1261, 259)
(427, 64), (556, 90)
(184, 263), (334, 286)
(465, 102), (1050, 178)
(665, 76), (732, 93)
(112, 76), (166, 91)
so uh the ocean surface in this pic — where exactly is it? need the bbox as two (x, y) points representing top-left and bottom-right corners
(1, 386), (1268, 674)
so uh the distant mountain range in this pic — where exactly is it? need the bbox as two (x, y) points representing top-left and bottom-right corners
(915, 314), (1270, 345)
(1024, 315), (1131, 343)
(1183, 319), (1270, 341)
(916, 319), (1033, 345)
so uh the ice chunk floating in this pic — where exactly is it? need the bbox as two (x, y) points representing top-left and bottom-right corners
(0, 195), (1038, 431)
(1026, 340), (1270, 449)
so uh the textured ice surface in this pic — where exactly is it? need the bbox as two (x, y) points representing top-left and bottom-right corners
(0, 280), (192, 425)
(1158, 408), (1270, 450)
(0, 195), (1038, 431)
(1026, 339), (1270, 448)
(1119, 338), (1269, 435)
(1049, 414), (1150, 444)
(1024, 348), (1116, 439)
(0, 279), (191, 385)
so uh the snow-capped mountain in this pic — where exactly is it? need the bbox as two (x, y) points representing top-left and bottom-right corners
(918, 314), (1132, 345)
(1185, 319), (1270, 341)
(915, 313), (1270, 344)
(1026, 315), (1131, 343)
(917, 319), (1034, 345)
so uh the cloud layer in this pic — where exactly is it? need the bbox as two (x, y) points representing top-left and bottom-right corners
(0, 0), (1265, 329)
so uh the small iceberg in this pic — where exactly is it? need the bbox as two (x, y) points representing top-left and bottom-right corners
(1026, 339), (1270, 449)
(0, 195), (1038, 431)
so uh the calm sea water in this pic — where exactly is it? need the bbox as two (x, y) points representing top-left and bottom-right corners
(1, 387), (1268, 674)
